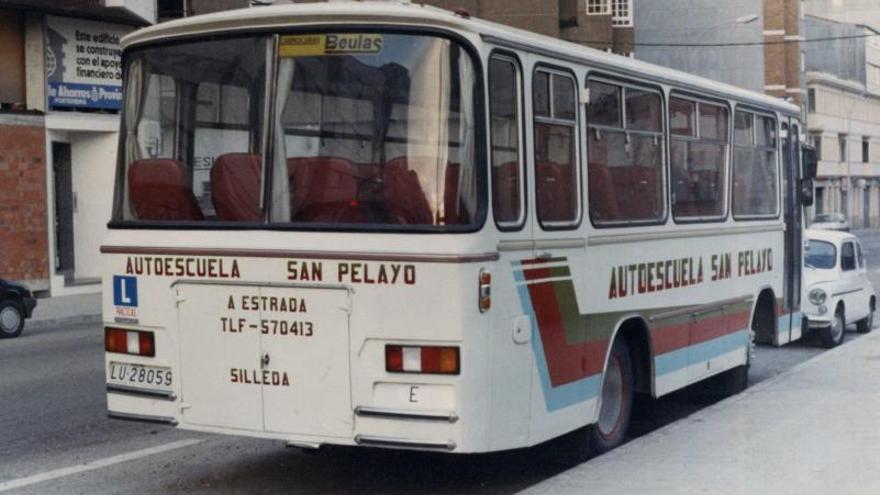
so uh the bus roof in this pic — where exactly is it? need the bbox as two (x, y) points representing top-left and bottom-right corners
(122, 1), (800, 116)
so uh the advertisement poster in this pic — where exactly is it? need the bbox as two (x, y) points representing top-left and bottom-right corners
(45, 15), (132, 110)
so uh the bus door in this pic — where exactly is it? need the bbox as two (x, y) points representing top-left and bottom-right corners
(488, 53), (533, 448)
(176, 281), (353, 437)
(780, 120), (804, 343)
(526, 65), (591, 417)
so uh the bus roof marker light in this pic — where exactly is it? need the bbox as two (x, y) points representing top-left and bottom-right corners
(454, 7), (471, 18)
(580, 88), (591, 105)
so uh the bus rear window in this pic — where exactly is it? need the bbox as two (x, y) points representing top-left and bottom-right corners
(272, 34), (480, 227)
(115, 33), (484, 230)
(119, 36), (268, 222)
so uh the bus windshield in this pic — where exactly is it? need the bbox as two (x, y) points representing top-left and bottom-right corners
(116, 32), (482, 229)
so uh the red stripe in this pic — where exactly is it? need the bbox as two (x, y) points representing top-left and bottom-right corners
(523, 267), (607, 386)
(651, 321), (690, 355)
(526, 281), (584, 385)
(652, 309), (752, 356)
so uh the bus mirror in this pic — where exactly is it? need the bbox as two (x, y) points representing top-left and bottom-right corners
(801, 178), (814, 207)
(802, 146), (818, 180)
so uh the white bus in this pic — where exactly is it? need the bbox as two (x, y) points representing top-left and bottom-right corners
(103, 2), (816, 454)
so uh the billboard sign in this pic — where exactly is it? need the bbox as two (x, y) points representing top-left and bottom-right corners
(45, 16), (132, 110)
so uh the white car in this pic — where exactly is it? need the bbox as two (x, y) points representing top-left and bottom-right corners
(803, 229), (876, 348)
(810, 212), (850, 232)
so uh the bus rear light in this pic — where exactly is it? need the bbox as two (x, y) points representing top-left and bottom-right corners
(385, 345), (460, 375)
(105, 327), (155, 357)
(478, 269), (491, 313)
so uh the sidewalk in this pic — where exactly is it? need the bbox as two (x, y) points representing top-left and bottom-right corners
(28, 292), (102, 329)
(521, 330), (880, 495)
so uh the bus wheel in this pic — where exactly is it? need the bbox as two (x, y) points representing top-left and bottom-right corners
(820, 306), (845, 348)
(589, 338), (634, 455)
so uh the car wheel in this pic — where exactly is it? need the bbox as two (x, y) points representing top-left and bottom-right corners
(820, 306), (845, 348)
(0, 300), (25, 338)
(857, 301), (875, 333)
(589, 338), (634, 455)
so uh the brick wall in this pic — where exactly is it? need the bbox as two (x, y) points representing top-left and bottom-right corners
(0, 119), (48, 285)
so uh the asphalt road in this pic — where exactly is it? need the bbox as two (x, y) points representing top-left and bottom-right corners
(2, 231), (879, 494)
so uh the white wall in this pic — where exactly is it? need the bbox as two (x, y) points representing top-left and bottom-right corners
(45, 113), (119, 296)
(71, 132), (117, 281)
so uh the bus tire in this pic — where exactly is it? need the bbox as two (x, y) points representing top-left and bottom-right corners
(820, 306), (845, 348)
(0, 300), (24, 338)
(589, 338), (634, 455)
(716, 364), (749, 396)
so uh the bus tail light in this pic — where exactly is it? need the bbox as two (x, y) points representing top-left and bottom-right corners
(385, 345), (459, 375)
(478, 269), (491, 313)
(105, 327), (155, 357)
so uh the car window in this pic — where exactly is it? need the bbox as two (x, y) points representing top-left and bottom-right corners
(841, 242), (856, 271)
(814, 213), (844, 223)
(805, 240), (836, 269)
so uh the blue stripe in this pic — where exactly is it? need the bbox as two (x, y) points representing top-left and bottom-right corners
(777, 311), (803, 334)
(655, 329), (750, 377)
(513, 267), (599, 412)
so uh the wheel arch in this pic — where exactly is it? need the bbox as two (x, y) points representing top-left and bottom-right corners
(751, 286), (777, 345)
(2, 290), (22, 303)
(602, 314), (655, 399)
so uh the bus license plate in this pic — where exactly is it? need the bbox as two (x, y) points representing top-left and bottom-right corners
(108, 362), (173, 390)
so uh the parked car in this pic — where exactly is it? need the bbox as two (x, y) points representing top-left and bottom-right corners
(803, 229), (876, 348)
(0, 279), (37, 338)
(810, 212), (850, 232)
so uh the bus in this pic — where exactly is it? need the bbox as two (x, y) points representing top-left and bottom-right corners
(102, 2), (816, 454)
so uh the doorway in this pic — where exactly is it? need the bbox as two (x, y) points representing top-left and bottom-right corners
(52, 142), (74, 281)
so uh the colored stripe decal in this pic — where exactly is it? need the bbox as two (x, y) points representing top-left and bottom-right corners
(512, 257), (755, 411)
(777, 311), (803, 334)
(514, 272), (600, 411)
(655, 329), (750, 377)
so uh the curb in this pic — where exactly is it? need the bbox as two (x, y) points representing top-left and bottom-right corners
(517, 331), (880, 494)
(27, 313), (102, 331)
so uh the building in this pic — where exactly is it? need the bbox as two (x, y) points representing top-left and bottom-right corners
(0, 1), (154, 296)
(633, 0), (804, 105)
(190, 0), (635, 54)
(802, 13), (880, 228)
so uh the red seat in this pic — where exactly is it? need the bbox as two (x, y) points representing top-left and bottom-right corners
(492, 161), (521, 223)
(288, 157), (364, 223)
(128, 159), (203, 221)
(211, 153), (262, 222)
(536, 160), (575, 222)
(588, 163), (620, 221)
(383, 157), (435, 225)
(443, 163), (470, 225)
(609, 166), (659, 220)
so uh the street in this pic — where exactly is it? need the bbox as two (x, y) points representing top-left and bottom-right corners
(1, 232), (878, 494)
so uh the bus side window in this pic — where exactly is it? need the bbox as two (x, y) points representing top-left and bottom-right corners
(533, 68), (579, 228)
(670, 96), (729, 220)
(587, 80), (664, 225)
(733, 110), (779, 218)
(489, 55), (524, 229)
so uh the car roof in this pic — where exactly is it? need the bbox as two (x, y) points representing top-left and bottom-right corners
(805, 228), (858, 244)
